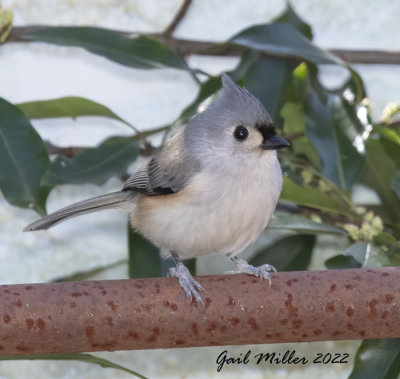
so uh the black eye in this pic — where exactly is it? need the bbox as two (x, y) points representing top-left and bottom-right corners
(233, 126), (249, 141)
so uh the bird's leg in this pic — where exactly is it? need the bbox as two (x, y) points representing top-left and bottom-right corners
(225, 256), (277, 286)
(168, 251), (205, 304)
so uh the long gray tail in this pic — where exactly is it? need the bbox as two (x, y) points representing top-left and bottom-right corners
(24, 191), (134, 231)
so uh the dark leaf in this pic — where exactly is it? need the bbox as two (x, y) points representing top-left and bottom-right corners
(373, 232), (400, 249)
(273, 1), (313, 39)
(0, 352), (148, 378)
(42, 136), (140, 186)
(305, 89), (344, 186)
(128, 224), (162, 278)
(22, 27), (189, 71)
(325, 255), (361, 269)
(289, 64), (366, 190)
(0, 97), (50, 215)
(230, 23), (342, 65)
(392, 171), (400, 200)
(361, 138), (400, 226)
(349, 339), (400, 379)
(305, 91), (365, 190)
(184, 258), (196, 276)
(249, 234), (315, 271)
(17, 96), (137, 131)
(269, 212), (345, 235)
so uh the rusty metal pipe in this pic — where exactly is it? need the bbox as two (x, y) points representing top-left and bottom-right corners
(1, 268), (399, 355)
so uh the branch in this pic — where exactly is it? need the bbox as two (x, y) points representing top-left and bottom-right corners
(45, 140), (85, 158)
(0, 268), (399, 355)
(45, 140), (156, 158)
(5, 26), (400, 65)
(163, 0), (192, 38)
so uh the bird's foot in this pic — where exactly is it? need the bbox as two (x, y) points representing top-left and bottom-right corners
(225, 258), (276, 286)
(169, 263), (205, 305)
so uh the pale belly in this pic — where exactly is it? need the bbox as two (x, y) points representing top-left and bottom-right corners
(131, 165), (282, 259)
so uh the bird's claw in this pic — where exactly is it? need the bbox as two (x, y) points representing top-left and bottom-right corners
(225, 258), (276, 286)
(169, 263), (205, 305)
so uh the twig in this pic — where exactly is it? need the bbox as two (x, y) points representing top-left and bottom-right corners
(282, 132), (304, 141)
(45, 141), (85, 157)
(45, 140), (156, 158)
(5, 25), (400, 65)
(163, 0), (192, 38)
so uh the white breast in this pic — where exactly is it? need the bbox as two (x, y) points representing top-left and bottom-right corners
(131, 152), (283, 259)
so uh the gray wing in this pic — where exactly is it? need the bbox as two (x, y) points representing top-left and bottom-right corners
(123, 132), (201, 196)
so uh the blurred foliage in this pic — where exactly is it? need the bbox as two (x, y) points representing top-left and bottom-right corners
(0, 352), (148, 378)
(1, 2), (399, 377)
(0, 3), (12, 43)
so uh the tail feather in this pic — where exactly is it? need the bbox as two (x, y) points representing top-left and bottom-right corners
(24, 191), (133, 231)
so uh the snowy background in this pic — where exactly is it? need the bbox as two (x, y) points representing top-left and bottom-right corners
(0, 0), (399, 378)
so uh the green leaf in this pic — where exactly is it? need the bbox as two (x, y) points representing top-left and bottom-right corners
(361, 138), (400, 225)
(22, 27), (189, 71)
(250, 234), (315, 271)
(305, 89), (345, 187)
(281, 101), (320, 168)
(273, 1), (313, 39)
(392, 171), (400, 200)
(128, 224), (162, 278)
(17, 96), (137, 132)
(268, 212), (345, 235)
(305, 90), (365, 190)
(374, 232), (400, 249)
(289, 64), (366, 190)
(42, 136), (139, 186)
(280, 177), (354, 217)
(349, 339), (400, 379)
(342, 67), (367, 103)
(373, 126), (400, 168)
(345, 242), (369, 264)
(281, 101), (306, 134)
(325, 255), (361, 269)
(0, 97), (50, 215)
(331, 96), (367, 189)
(0, 352), (148, 379)
(230, 22), (342, 65)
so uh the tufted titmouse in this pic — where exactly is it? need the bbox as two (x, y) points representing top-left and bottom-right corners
(24, 74), (289, 304)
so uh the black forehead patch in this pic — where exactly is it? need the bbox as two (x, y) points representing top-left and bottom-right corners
(255, 122), (276, 141)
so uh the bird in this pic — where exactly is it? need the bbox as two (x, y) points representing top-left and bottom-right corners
(24, 73), (289, 304)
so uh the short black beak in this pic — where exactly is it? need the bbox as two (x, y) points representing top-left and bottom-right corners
(261, 135), (290, 150)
